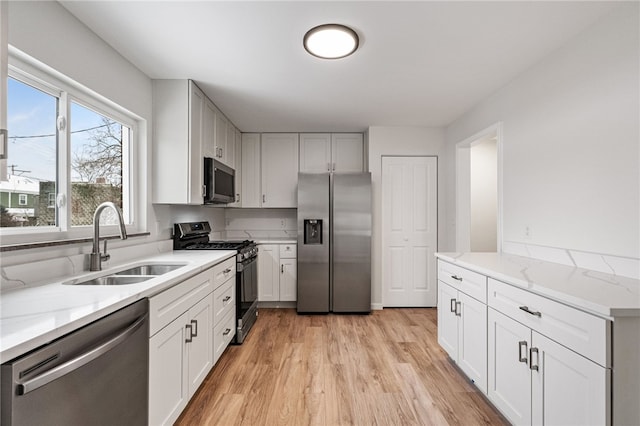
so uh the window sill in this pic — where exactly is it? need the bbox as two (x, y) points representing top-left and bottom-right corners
(0, 232), (151, 252)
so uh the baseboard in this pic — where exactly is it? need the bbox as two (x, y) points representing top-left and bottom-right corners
(371, 303), (383, 310)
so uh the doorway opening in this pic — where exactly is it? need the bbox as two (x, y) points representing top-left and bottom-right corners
(455, 123), (502, 252)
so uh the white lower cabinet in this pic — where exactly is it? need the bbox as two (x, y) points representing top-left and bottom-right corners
(437, 281), (487, 392)
(258, 243), (297, 303)
(149, 293), (213, 426)
(488, 308), (608, 426)
(148, 259), (236, 426)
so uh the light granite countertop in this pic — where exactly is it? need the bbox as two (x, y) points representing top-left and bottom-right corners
(435, 252), (640, 319)
(0, 250), (235, 363)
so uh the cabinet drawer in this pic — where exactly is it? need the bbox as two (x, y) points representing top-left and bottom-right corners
(488, 278), (611, 367)
(279, 244), (297, 259)
(213, 309), (236, 364)
(149, 269), (214, 336)
(438, 260), (487, 303)
(213, 257), (236, 289)
(213, 276), (235, 326)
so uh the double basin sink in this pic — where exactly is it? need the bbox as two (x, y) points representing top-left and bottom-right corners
(64, 263), (187, 286)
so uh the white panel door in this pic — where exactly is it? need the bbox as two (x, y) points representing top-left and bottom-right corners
(187, 295), (213, 397)
(532, 332), (608, 426)
(488, 308), (532, 425)
(261, 133), (299, 208)
(257, 244), (279, 301)
(382, 156), (437, 306)
(299, 133), (331, 172)
(331, 133), (364, 172)
(279, 258), (297, 302)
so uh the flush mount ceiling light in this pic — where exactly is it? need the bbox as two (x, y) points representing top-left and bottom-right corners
(303, 24), (359, 59)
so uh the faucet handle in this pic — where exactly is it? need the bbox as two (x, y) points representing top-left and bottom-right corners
(101, 239), (111, 262)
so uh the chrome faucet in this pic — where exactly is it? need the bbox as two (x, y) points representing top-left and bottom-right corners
(90, 202), (128, 271)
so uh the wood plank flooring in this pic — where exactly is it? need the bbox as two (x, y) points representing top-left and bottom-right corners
(175, 308), (507, 426)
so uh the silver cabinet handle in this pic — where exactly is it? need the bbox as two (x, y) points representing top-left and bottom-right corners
(223, 296), (231, 302)
(281, 264), (284, 274)
(190, 319), (198, 338)
(236, 193), (240, 202)
(185, 324), (193, 343)
(262, 194), (266, 203)
(223, 328), (231, 336)
(518, 341), (528, 363)
(450, 298), (456, 313)
(18, 316), (146, 395)
(223, 268), (232, 274)
(451, 275), (463, 281)
(519, 306), (542, 317)
(454, 301), (462, 317)
(327, 162), (331, 171)
(202, 185), (207, 197)
(529, 347), (539, 371)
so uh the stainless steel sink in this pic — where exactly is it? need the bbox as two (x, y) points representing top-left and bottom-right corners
(114, 264), (185, 276)
(65, 263), (187, 285)
(69, 276), (154, 286)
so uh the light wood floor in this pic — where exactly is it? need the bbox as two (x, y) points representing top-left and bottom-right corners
(176, 308), (507, 426)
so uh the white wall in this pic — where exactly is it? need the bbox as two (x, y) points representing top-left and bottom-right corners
(470, 139), (497, 251)
(445, 3), (639, 275)
(368, 126), (446, 309)
(224, 208), (296, 240)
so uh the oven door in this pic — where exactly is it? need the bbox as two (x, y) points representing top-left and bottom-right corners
(237, 255), (258, 317)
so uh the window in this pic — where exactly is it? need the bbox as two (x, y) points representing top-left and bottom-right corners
(2, 55), (138, 241)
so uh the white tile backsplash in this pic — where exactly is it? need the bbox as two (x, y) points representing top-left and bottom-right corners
(502, 240), (640, 280)
(224, 208), (297, 239)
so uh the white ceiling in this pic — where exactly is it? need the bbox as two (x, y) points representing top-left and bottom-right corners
(60, 1), (617, 133)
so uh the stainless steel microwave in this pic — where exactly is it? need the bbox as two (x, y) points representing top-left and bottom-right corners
(204, 157), (235, 204)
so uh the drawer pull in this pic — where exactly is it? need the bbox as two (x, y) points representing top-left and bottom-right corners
(518, 341), (528, 363)
(450, 298), (456, 313)
(451, 275), (463, 281)
(185, 324), (193, 343)
(223, 296), (231, 302)
(223, 328), (232, 336)
(223, 268), (232, 274)
(519, 306), (542, 317)
(455, 301), (462, 317)
(529, 347), (539, 371)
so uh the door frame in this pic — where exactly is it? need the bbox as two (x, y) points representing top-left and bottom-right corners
(381, 155), (438, 307)
(455, 122), (503, 253)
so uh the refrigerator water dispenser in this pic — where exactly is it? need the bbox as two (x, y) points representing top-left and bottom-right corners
(304, 219), (323, 244)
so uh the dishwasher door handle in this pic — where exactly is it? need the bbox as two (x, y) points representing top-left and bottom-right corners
(17, 315), (146, 395)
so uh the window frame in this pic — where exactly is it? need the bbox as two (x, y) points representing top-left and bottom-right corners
(17, 193), (27, 206)
(2, 51), (143, 245)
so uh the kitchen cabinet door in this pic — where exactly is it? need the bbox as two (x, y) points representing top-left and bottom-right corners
(258, 244), (279, 301)
(458, 292), (487, 392)
(203, 99), (216, 159)
(152, 80), (204, 204)
(215, 111), (227, 164)
(261, 133), (299, 208)
(187, 295), (213, 397)
(532, 332), (608, 426)
(225, 121), (236, 167)
(332, 133), (364, 172)
(279, 258), (297, 302)
(299, 133), (331, 172)
(228, 129), (242, 207)
(241, 133), (261, 207)
(488, 308), (532, 425)
(437, 281), (459, 358)
(149, 311), (190, 426)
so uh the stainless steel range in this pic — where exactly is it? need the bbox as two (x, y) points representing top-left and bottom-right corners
(173, 222), (258, 344)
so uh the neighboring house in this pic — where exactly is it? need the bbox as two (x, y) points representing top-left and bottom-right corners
(1, 176), (121, 227)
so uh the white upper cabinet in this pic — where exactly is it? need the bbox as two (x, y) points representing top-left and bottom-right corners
(261, 133), (299, 208)
(299, 133), (365, 173)
(225, 120), (236, 168)
(228, 128), (242, 207)
(299, 133), (331, 172)
(241, 133), (261, 208)
(203, 99), (216, 159)
(152, 80), (205, 205)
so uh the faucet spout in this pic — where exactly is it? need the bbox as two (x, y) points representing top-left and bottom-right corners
(90, 202), (128, 271)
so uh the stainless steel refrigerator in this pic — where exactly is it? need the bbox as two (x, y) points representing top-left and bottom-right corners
(297, 173), (371, 313)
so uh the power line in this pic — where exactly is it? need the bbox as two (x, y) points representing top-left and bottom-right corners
(8, 122), (118, 140)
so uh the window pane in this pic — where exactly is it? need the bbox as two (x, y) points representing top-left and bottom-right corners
(70, 102), (128, 226)
(1, 78), (58, 227)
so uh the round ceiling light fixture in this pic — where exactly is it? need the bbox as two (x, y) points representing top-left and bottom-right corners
(303, 24), (359, 59)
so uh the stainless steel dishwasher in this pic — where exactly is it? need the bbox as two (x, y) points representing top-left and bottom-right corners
(1, 299), (149, 425)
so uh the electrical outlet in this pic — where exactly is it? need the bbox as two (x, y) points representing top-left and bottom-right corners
(524, 225), (532, 240)
(281, 219), (285, 228)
